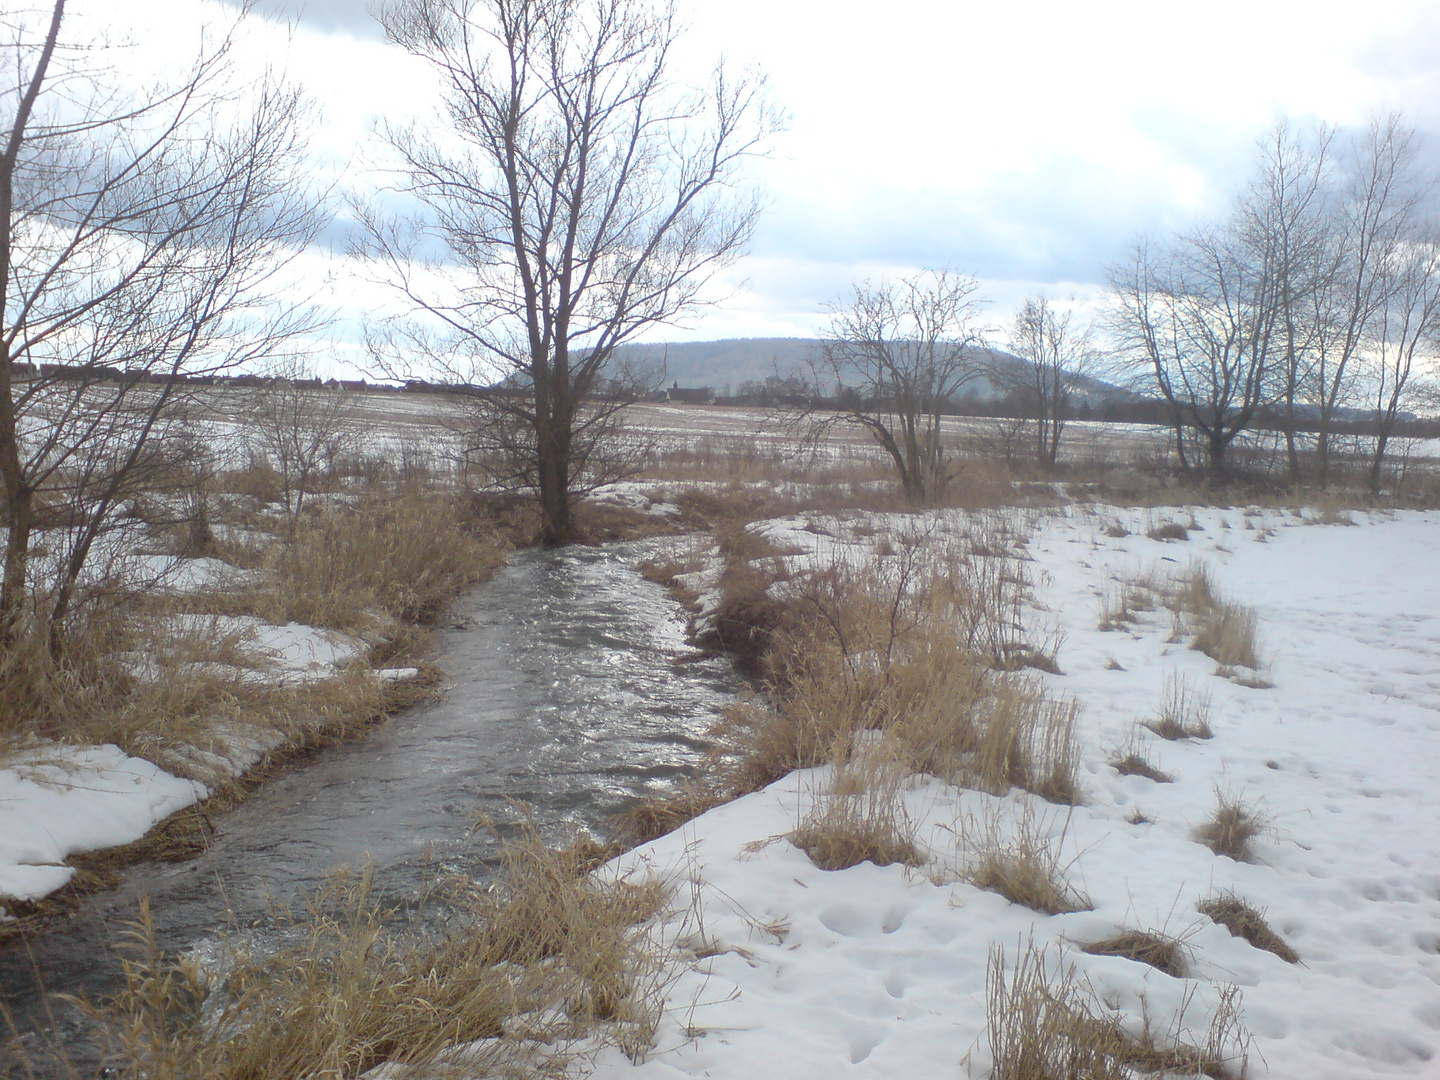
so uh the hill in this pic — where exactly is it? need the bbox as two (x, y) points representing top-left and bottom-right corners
(615, 338), (1136, 405)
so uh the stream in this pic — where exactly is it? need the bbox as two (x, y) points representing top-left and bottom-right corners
(1, 537), (741, 1076)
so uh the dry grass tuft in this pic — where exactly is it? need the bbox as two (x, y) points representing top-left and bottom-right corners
(98, 831), (670, 1078)
(610, 783), (730, 847)
(987, 939), (1250, 1080)
(1198, 891), (1298, 964)
(1108, 750), (1174, 784)
(1194, 793), (1268, 862)
(964, 806), (1091, 915)
(790, 743), (923, 871)
(1097, 562), (1265, 677)
(1166, 565), (1264, 672)
(1097, 569), (1162, 632)
(1147, 521), (1190, 541)
(1144, 672), (1213, 741)
(1191, 601), (1262, 671)
(1081, 929), (1189, 978)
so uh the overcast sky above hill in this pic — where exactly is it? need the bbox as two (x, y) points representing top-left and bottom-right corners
(58, 0), (1440, 372)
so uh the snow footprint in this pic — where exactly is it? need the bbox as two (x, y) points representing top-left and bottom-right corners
(817, 903), (911, 938)
(848, 1023), (886, 1064)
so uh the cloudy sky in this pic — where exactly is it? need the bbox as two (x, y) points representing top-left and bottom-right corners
(57, 0), (1440, 369)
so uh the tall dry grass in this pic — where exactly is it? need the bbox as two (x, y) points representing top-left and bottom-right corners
(722, 539), (1081, 802)
(2, 485), (501, 767)
(265, 485), (505, 633)
(986, 939), (1250, 1080)
(789, 734), (923, 871)
(98, 833), (669, 1079)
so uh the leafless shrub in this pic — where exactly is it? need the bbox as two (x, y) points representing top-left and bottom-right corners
(987, 939), (1250, 1079)
(1197, 891), (1298, 964)
(1144, 672), (1213, 741)
(1194, 793), (1268, 862)
(98, 832), (669, 1078)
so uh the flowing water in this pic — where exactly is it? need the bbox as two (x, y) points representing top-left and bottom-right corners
(1, 537), (741, 1076)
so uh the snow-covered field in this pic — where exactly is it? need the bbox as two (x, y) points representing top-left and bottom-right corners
(587, 504), (1440, 1079)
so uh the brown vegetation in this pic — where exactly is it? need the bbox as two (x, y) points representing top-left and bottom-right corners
(987, 939), (1250, 1079)
(1198, 891), (1299, 964)
(1194, 793), (1268, 862)
(1081, 929), (1189, 978)
(1144, 673), (1214, 741)
(97, 833), (670, 1079)
(963, 804), (1090, 915)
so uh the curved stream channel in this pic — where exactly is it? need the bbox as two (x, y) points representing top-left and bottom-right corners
(2, 538), (742, 1076)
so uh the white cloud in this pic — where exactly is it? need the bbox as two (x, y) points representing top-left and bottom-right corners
(55, 0), (1440, 348)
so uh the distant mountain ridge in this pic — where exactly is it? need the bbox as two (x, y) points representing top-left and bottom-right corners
(614, 337), (1133, 404)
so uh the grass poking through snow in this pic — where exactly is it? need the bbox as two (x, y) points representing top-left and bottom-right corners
(1194, 792), (1268, 862)
(1198, 891), (1299, 964)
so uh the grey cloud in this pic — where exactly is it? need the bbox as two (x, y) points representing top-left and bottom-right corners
(752, 153), (1205, 287)
(220, 0), (385, 38)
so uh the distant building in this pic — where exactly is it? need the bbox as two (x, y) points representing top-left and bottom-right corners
(664, 380), (713, 405)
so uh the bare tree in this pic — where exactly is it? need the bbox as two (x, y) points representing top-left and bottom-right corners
(1305, 116), (1430, 484)
(994, 295), (1096, 470)
(365, 0), (777, 545)
(0, 1), (323, 659)
(246, 363), (360, 523)
(809, 271), (986, 503)
(1110, 222), (1282, 476)
(1362, 233), (1440, 494)
(1243, 120), (1334, 482)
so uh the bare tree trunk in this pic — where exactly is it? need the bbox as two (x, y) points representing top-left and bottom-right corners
(0, 0), (63, 646)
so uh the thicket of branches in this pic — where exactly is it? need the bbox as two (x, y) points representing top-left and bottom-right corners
(0, 1), (321, 669)
(1110, 115), (1440, 488)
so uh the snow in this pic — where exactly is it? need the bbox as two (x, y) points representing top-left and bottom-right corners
(145, 613), (370, 685)
(0, 745), (206, 905)
(589, 505), (1440, 1080)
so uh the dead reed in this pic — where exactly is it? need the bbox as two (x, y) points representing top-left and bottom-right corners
(98, 833), (669, 1079)
(1197, 891), (1298, 964)
(987, 939), (1250, 1080)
